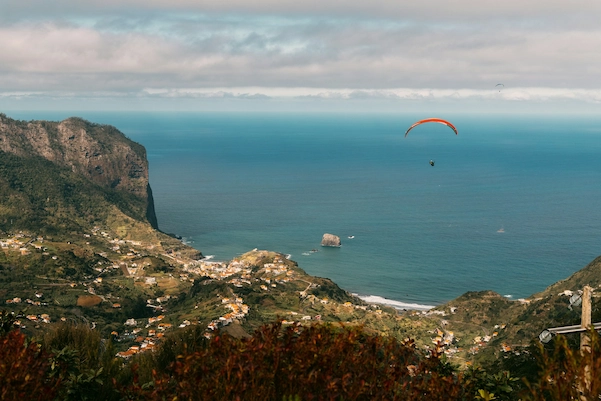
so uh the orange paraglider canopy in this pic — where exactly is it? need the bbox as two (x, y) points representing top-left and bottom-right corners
(404, 118), (458, 137)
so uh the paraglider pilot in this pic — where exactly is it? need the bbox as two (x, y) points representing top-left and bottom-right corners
(429, 160), (435, 167)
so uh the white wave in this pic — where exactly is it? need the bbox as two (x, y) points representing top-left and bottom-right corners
(356, 294), (435, 311)
(503, 294), (513, 298)
(180, 236), (194, 245)
(202, 255), (215, 260)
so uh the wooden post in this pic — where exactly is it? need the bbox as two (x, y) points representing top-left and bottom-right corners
(581, 285), (592, 351)
(580, 286), (593, 399)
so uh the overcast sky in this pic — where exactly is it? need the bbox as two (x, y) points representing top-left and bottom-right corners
(1, 0), (601, 113)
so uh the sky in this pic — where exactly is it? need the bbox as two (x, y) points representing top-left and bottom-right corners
(1, 0), (601, 114)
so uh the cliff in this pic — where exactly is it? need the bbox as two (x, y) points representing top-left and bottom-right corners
(0, 114), (158, 230)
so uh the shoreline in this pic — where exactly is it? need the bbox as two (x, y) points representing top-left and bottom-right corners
(197, 252), (437, 312)
(356, 294), (436, 312)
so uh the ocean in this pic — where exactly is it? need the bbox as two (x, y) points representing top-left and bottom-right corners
(8, 111), (601, 309)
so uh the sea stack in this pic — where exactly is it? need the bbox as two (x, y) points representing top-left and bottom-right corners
(321, 233), (341, 247)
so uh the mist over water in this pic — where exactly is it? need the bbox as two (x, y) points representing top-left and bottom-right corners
(9, 111), (601, 306)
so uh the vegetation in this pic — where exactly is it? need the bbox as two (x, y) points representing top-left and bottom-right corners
(522, 330), (601, 400)
(0, 151), (148, 235)
(3, 315), (601, 400)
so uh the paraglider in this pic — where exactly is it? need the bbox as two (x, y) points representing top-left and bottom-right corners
(404, 118), (458, 166)
(495, 83), (504, 92)
(404, 118), (458, 137)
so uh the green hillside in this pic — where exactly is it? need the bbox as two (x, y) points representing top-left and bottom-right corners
(0, 151), (148, 235)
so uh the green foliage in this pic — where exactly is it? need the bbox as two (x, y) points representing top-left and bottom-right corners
(463, 366), (519, 400)
(48, 346), (105, 401)
(122, 295), (154, 320)
(522, 329), (601, 400)
(42, 323), (123, 401)
(309, 279), (357, 303)
(189, 276), (229, 297)
(0, 151), (148, 234)
(475, 389), (497, 400)
(0, 309), (20, 336)
(484, 342), (540, 392)
(43, 323), (103, 368)
(132, 324), (211, 384)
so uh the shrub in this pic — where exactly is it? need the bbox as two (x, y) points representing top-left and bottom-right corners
(132, 323), (211, 384)
(522, 329), (601, 400)
(0, 330), (61, 400)
(126, 322), (469, 400)
(0, 309), (19, 336)
(42, 323), (122, 401)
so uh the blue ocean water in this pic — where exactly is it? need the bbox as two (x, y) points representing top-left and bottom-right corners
(9, 111), (601, 307)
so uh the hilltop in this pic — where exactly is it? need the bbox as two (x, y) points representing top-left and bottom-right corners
(1, 112), (600, 368)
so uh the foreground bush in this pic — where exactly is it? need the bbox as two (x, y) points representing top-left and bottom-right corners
(125, 322), (468, 400)
(18, 314), (601, 400)
(0, 329), (61, 400)
(43, 323), (123, 401)
(523, 329), (601, 400)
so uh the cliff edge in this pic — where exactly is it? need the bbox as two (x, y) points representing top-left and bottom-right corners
(0, 114), (158, 229)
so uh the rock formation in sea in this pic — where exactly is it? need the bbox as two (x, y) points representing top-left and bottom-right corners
(321, 233), (341, 247)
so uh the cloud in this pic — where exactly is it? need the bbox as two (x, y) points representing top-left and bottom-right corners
(2, 19), (600, 89)
(141, 88), (272, 99)
(4, 87), (599, 103)
(3, 0), (601, 25)
(1, 1), (600, 112)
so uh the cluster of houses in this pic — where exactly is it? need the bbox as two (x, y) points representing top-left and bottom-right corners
(116, 314), (172, 359)
(417, 306), (512, 357)
(183, 256), (296, 286)
(426, 323), (509, 357)
(4, 290), (53, 329)
(430, 327), (457, 354)
(13, 314), (52, 327)
(5, 291), (47, 306)
(116, 292), (254, 359)
(206, 295), (251, 331)
(257, 261), (295, 289)
(9, 227), (258, 357)
(0, 232), (44, 255)
(89, 226), (159, 260)
(184, 259), (253, 280)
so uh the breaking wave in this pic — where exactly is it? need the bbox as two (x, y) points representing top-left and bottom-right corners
(356, 294), (435, 311)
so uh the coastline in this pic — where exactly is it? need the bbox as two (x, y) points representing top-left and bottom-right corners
(356, 294), (435, 312)
(198, 251), (436, 312)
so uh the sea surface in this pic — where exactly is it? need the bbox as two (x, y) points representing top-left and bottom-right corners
(9, 111), (601, 309)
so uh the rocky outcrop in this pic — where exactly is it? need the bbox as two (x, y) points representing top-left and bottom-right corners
(321, 233), (341, 247)
(0, 114), (158, 229)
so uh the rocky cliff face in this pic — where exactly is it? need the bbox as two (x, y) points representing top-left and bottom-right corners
(0, 114), (158, 229)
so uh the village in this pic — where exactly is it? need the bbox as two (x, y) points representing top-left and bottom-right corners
(1, 228), (366, 359)
(1, 227), (527, 362)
